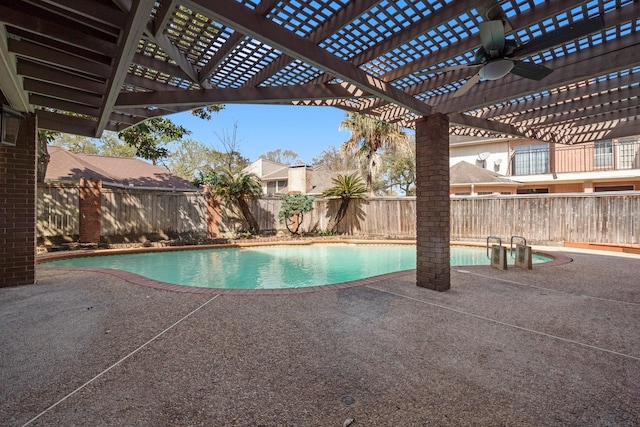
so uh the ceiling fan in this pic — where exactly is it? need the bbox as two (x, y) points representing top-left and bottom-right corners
(422, 15), (605, 97)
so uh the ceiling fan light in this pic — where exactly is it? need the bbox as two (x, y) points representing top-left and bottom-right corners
(480, 59), (514, 80)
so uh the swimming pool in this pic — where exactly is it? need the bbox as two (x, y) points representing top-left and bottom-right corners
(43, 243), (552, 290)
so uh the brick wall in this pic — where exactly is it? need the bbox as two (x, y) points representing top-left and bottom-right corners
(0, 113), (37, 287)
(415, 114), (450, 291)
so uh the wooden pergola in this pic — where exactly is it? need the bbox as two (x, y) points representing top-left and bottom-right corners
(1, 0), (639, 288)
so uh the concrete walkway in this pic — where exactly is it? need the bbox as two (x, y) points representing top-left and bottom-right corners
(1, 247), (639, 426)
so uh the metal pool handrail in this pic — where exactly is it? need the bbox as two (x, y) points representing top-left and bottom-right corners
(486, 236), (502, 259)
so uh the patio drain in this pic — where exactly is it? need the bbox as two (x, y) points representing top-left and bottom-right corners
(341, 395), (356, 405)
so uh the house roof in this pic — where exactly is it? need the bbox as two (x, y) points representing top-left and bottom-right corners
(243, 158), (288, 180)
(261, 166), (289, 180)
(46, 146), (195, 190)
(307, 168), (361, 196)
(450, 161), (518, 186)
(1, 1), (638, 146)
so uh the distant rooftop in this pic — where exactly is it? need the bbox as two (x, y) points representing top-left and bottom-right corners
(46, 146), (195, 190)
(450, 161), (518, 185)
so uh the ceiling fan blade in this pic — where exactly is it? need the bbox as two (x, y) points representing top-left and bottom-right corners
(479, 20), (505, 58)
(510, 61), (553, 80)
(417, 63), (482, 76)
(453, 73), (481, 98)
(511, 15), (605, 58)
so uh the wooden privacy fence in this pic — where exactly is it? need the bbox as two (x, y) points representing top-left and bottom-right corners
(249, 197), (417, 237)
(450, 192), (640, 244)
(38, 183), (208, 244)
(37, 183), (640, 246)
(37, 183), (79, 243)
(101, 187), (207, 238)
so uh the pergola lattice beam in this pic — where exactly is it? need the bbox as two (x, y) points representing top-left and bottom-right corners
(23, 78), (102, 108)
(0, 4), (118, 57)
(8, 38), (112, 79)
(243, 0), (379, 88)
(116, 83), (371, 108)
(152, 0), (178, 37)
(312, 0), (475, 86)
(131, 52), (195, 83)
(29, 94), (101, 118)
(198, 0), (279, 85)
(434, 31), (640, 115)
(36, 109), (97, 137)
(397, 1), (638, 114)
(535, 106), (640, 137)
(537, 115), (640, 144)
(114, 0), (202, 86)
(17, 60), (107, 95)
(382, 0), (588, 82)
(472, 72), (640, 120)
(447, 113), (538, 140)
(502, 86), (640, 126)
(186, 0), (431, 116)
(95, 0), (157, 136)
(39, 0), (126, 30)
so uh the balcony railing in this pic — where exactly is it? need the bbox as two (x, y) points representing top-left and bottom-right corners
(511, 139), (640, 176)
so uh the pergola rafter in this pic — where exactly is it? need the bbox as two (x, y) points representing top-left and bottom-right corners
(499, 87), (640, 127)
(116, 83), (372, 108)
(186, 0), (432, 116)
(0, 0), (637, 143)
(472, 71), (640, 120)
(437, 16), (640, 108)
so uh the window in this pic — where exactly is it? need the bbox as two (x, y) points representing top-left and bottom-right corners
(517, 188), (549, 194)
(595, 185), (634, 192)
(266, 180), (288, 195)
(512, 144), (549, 175)
(618, 138), (639, 170)
(594, 140), (613, 169)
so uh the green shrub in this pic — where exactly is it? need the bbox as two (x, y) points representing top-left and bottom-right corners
(278, 194), (315, 234)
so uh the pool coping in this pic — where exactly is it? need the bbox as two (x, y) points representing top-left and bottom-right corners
(37, 239), (572, 295)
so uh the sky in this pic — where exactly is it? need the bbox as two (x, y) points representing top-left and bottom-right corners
(168, 104), (352, 164)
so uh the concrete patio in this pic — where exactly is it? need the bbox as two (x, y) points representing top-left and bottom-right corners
(1, 247), (639, 426)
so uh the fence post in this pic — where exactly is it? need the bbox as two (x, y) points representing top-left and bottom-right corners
(204, 186), (221, 239)
(78, 178), (102, 244)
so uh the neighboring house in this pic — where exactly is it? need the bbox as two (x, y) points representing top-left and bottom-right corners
(45, 146), (196, 190)
(450, 135), (640, 194)
(243, 158), (291, 194)
(450, 161), (519, 196)
(243, 158), (350, 196)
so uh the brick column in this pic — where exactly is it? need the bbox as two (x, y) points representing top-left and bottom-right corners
(78, 178), (102, 244)
(204, 186), (221, 239)
(415, 113), (450, 291)
(0, 113), (37, 287)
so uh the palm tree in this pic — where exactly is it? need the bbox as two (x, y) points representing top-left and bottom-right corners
(322, 173), (367, 232)
(201, 170), (262, 233)
(339, 112), (409, 196)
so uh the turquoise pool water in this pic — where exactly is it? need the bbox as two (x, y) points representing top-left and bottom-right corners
(44, 244), (551, 290)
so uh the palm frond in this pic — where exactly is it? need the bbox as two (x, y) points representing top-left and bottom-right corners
(322, 173), (367, 199)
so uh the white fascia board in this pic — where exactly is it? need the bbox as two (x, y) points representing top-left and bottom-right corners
(515, 169), (640, 184)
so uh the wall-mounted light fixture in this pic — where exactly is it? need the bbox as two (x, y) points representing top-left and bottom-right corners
(0, 105), (25, 147)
